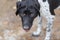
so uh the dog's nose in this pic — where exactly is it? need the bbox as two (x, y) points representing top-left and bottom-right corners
(23, 26), (30, 32)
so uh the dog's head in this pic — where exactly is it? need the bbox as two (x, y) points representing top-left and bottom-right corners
(16, 1), (40, 31)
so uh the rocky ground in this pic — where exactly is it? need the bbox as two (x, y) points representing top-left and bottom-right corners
(0, 0), (60, 40)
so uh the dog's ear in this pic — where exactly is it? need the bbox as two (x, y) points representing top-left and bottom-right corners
(15, 1), (21, 16)
(16, 1), (21, 8)
(37, 11), (40, 16)
(34, 6), (40, 16)
(16, 9), (19, 16)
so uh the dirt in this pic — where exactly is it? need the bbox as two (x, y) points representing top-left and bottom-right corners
(0, 0), (60, 40)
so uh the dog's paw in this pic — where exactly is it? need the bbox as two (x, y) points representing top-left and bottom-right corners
(32, 32), (40, 37)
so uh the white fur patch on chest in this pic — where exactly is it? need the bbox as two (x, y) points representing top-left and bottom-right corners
(38, 0), (51, 17)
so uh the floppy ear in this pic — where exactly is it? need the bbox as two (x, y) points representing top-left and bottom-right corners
(15, 1), (21, 16)
(37, 11), (40, 16)
(15, 4), (19, 16)
(34, 6), (40, 16)
(16, 1), (21, 8)
(15, 9), (19, 16)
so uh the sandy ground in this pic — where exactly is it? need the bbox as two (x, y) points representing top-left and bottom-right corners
(0, 0), (60, 40)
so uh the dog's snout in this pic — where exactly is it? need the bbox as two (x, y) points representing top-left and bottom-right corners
(23, 26), (30, 31)
(24, 26), (29, 29)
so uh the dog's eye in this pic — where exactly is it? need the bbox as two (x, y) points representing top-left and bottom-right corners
(30, 13), (34, 17)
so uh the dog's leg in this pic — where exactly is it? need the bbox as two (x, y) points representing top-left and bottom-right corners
(32, 16), (42, 37)
(44, 15), (55, 40)
(38, 0), (55, 40)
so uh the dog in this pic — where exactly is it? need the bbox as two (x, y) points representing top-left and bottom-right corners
(16, 0), (60, 40)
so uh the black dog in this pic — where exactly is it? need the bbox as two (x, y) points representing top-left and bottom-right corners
(16, 0), (40, 31)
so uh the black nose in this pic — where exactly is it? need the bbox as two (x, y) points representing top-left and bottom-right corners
(23, 26), (30, 32)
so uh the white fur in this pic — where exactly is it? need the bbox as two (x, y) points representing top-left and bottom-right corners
(18, 0), (22, 1)
(33, 0), (55, 40)
(45, 15), (55, 40)
(32, 16), (42, 35)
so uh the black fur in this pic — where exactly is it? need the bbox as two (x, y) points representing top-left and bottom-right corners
(48, 0), (60, 15)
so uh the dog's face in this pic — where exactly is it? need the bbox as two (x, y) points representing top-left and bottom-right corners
(16, 1), (40, 31)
